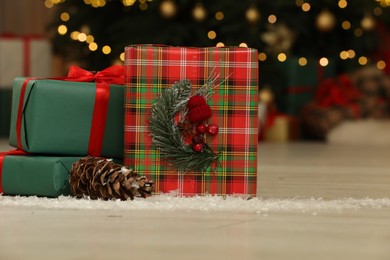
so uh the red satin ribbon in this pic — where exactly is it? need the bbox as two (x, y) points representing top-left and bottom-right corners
(23, 39), (30, 76)
(65, 66), (124, 156)
(16, 78), (36, 149)
(15, 65), (124, 156)
(0, 150), (28, 193)
(285, 86), (315, 94)
(317, 63), (325, 83)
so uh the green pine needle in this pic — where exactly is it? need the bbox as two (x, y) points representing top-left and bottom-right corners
(149, 78), (220, 174)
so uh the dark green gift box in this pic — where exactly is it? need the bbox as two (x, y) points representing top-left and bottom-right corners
(276, 57), (336, 115)
(9, 78), (124, 158)
(1, 155), (81, 197)
(0, 88), (12, 137)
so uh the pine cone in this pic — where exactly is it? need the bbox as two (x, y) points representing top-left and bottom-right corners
(70, 156), (154, 200)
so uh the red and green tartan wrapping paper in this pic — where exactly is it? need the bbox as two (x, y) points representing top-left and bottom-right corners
(124, 45), (258, 196)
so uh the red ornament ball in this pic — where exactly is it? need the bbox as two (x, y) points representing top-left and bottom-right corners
(206, 123), (219, 136)
(196, 123), (207, 134)
(188, 95), (207, 110)
(192, 134), (204, 144)
(188, 104), (212, 123)
(192, 143), (203, 152)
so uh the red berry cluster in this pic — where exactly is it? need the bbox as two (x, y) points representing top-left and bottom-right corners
(187, 95), (219, 153)
(188, 95), (212, 123)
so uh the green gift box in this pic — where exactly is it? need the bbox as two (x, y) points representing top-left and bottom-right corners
(1, 155), (81, 197)
(0, 88), (12, 137)
(9, 77), (124, 158)
(276, 57), (335, 115)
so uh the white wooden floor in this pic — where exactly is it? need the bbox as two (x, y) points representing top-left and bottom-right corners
(1, 139), (390, 260)
(258, 142), (390, 199)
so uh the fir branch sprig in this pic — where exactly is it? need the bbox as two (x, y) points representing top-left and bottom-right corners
(149, 77), (220, 173)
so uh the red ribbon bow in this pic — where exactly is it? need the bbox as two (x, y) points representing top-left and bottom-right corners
(65, 65), (124, 84)
(16, 65), (124, 157)
(315, 74), (362, 118)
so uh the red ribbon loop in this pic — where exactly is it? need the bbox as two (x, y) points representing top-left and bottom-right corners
(66, 65), (124, 84)
(16, 65), (124, 157)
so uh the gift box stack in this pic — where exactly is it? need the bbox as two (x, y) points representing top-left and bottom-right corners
(0, 35), (51, 137)
(1, 45), (258, 198)
(1, 66), (125, 197)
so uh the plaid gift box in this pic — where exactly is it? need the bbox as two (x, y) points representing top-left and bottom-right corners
(124, 45), (258, 196)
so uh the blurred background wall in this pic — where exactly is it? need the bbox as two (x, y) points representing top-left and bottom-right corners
(0, 0), (54, 35)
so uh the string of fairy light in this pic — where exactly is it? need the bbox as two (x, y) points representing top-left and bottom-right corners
(255, 0), (388, 70)
(46, 0), (390, 70)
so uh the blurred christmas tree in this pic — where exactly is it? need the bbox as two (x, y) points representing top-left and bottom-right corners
(47, 0), (390, 86)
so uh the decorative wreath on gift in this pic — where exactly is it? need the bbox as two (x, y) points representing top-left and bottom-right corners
(149, 74), (222, 173)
